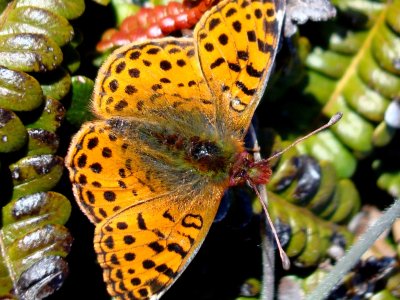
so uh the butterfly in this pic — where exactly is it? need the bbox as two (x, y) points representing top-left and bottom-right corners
(65, 0), (285, 298)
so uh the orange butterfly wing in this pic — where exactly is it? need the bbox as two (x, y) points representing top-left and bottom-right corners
(67, 119), (226, 299)
(66, 0), (285, 299)
(195, 0), (284, 138)
(92, 39), (215, 124)
(66, 121), (172, 224)
(94, 184), (224, 299)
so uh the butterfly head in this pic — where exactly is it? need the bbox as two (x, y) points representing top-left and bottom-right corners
(229, 151), (272, 187)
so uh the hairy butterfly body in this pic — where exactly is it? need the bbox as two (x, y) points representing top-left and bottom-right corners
(66, 0), (285, 299)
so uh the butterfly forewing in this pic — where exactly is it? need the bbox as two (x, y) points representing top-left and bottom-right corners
(195, 0), (284, 138)
(93, 39), (216, 124)
(67, 121), (180, 224)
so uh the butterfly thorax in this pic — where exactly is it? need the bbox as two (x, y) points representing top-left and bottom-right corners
(153, 130), (243, 183)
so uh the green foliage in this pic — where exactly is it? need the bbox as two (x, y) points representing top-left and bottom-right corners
(0, 0), (85, 298)
(65, 76), (95, 127)
(0, 192), (72, 299)
(310, 2), (398, 132)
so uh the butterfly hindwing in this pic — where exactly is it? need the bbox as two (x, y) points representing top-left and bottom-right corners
(94, 184), (224, 300)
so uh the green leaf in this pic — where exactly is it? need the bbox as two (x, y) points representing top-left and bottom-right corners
(306, 48), (352, 79)
(0, 6), (74, 46)
(297, 130), (357, 178)
(268, 152), (360, 223)
(377, 172), (400, 198)
(27, 128), (59, 156)
(326, 179), (360, 223)
(92, 0), (111, 6)
(331, 0), (385, 28)
(358, 48), (400, 99)
(0, 33), (63, 72)
(15, 0), (85, 20)
(386, 0), (400, 33)
(36, 68), (71, 101)
(372, 121), (397, 147)
(0, 108), (27, 153)
(6, 224), (71, 260)
(0, 66), (44, 111)
(62, 43), (81, 73)
(302, 0), (400, 159)
(10, 155), (64, 200)
(65, 75), (94, 127)
(26, 98), (65, 132)
(2, 191), (71, 231)
(0, 1), (8, 13)
(0, 192), (72, 299)
(328, 30), (367, 55)
(372, 25), (400, 75)
(342, 73), (389, 122)
(267, 192), (353, 267)
(327, 96), (374, 155)
(15, 256), (69, 299)
(303, 70), (336, 106)
(0, 0), (77, 299)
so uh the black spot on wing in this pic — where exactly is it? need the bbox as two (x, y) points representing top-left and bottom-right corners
(228, 63), (241, 72)
(160, 60), (172, 71)
(147, 48), (160, 55)
(104, 191), (116, 201)
(155, 264), (176, 278)
(148, 241), (165, 253)
(210, 57), (225, 69)
(209, 18), (221, 31)
(232, 20), (242, 32)
(167, 243), (187, 258)
(218, 34), (228, 45)
(137, 213), (147, 229)
(236, 81), (256, 96)
(246, 64), (264, 78)
(238, 51), (249, 60)
(115, 100), (128, 111)
(182, 214), (203, 229)
(204, 43), (214, 52)
(254, 8), (262, 19)
(130, 51), (141, 60)
(163, 210), (175, 222)
(128, 68), (140, 78)
(115, 61), (126, 73)
(257, 38), (274, 53)
(87, 137), (99, 149)
(225, 7), (237, 17)
(247, 30), (256, 42)
(125, 85), (138, 95)
(109, 80), (118, 92)
(241, 0), (250, 8)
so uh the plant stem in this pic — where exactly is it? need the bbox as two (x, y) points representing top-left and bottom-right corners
(306, 198), (400, 300)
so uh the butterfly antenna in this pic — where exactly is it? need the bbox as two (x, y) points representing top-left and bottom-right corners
(266, 112), (343, 163)
(248, 180), (291, 270)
